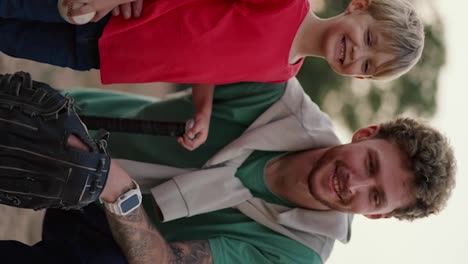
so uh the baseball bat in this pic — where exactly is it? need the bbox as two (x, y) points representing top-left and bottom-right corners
(79, 115), (194, 137)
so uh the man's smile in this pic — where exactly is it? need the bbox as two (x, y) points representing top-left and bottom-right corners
(329, 164), (344, 202)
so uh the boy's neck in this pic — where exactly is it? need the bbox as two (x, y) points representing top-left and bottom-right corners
(289, 11), (340, 64)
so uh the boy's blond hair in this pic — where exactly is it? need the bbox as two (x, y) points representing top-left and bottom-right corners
(367, 0), (425, 80)
(375, 118), (456, 221)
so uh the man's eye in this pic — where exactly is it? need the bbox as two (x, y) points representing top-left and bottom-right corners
(373, 191), (380, 206)
(369, 156), (375, 174)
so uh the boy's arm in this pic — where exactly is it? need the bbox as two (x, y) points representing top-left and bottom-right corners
(101, 161), (213, 264)
(178, 84), (214, 151)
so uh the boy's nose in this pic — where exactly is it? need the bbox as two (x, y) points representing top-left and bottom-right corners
(351, 45), (370, 61)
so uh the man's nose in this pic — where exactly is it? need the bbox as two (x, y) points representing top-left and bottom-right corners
(348, 176), (375, 193)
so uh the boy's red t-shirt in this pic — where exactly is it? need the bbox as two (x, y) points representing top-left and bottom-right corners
(99, 0), (310, 84)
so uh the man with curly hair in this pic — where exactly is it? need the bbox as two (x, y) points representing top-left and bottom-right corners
(1, 78), (456, 264)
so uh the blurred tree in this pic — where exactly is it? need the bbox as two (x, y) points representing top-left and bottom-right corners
(298, 0), (446, 132)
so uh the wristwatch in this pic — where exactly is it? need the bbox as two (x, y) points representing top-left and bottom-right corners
(101, 179), (142, 216)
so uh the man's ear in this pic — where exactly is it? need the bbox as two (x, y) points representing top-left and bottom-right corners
(364, 213), (391, 220)
(351, 125), (379, 142)
(346, 0), (371, 14)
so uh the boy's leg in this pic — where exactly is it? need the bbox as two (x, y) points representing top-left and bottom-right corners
(0, 17), (109, 70)
(0, 0), (64, 22)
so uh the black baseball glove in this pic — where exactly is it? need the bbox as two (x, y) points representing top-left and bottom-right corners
(0, 71), (110, 210)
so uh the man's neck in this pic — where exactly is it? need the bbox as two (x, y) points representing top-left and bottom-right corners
(265, 148), (331, 210)
(289, 11), (341, 64)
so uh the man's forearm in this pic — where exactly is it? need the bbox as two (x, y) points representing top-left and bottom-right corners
(102, 161), (212, 263)
(105, 206), (171, 264)
(105, 206), (213, 264)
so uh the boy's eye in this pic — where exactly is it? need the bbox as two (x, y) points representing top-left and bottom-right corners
(363, 60), (370, 74)
(366, 30), (372, 46)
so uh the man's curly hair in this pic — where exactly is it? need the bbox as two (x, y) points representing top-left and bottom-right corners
(375, 118), (456, 221)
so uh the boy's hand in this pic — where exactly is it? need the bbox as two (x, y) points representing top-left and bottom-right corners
(62, 0), (143, 22)
(109, 0), (143, 20)
(177, 112), (211, 151)
(179, 83), (214, 151)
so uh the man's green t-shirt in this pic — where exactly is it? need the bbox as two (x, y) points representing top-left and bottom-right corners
(69, 82), (322, 264)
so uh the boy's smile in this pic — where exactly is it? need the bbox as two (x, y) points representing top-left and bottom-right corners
(324, 12), (396, 79)
(336, 36), (347, 65)
(289, 0), (424, 81)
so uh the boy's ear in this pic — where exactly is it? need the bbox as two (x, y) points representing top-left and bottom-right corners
(347, 0), (371, 14)
(351, 125), (379, 142)
(364, 214), (391, 220)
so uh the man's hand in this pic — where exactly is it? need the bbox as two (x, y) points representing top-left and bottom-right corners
(0, 71), (110, 210)
(62, 0), (143, 22)
(67, 134), (90, 152)
(100, 159), (135, 203)
(177, 111), (211, 151)
(67, 135), (133, 203)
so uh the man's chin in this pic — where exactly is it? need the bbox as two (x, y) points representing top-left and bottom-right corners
(309, 190), (337, 211)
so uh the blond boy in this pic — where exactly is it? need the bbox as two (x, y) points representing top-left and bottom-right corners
(0, 0), (424, 149)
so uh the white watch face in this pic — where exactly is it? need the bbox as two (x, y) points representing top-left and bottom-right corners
(120, 193), (141, 214)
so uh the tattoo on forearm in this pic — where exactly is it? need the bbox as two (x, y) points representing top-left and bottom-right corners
(105, 207), (212, 264)
(169, 241), (212, 264)
(106, 206), (167, 263)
